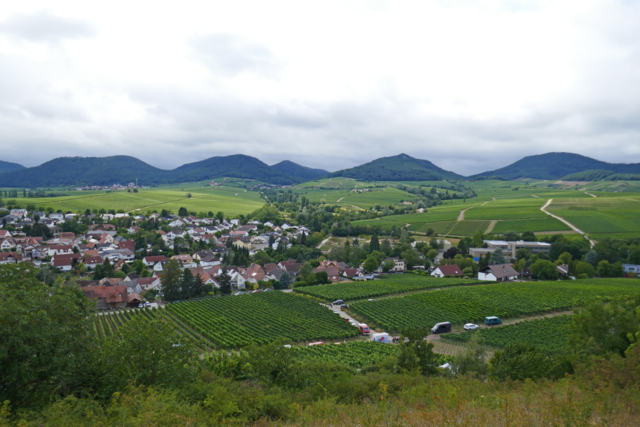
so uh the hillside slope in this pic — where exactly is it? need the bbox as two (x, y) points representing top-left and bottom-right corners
(327, 154), (462, 181)
(0, 160), (25, 175)
(172, 155), (298, 185)
(0, 156), (168, 187)
(270, 160), (328, 181)
(471, 152), (640, 180)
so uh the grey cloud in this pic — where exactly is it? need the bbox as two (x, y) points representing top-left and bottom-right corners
(0, 11), (94, 43)
(189, 33), (281, 77)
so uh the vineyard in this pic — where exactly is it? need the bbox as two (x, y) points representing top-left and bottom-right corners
(290, 341), (453, 368)
(94, 307), (162, 339)
(440, 315), (573, 354)
(349, 279), (638, 332)
(448, 220), (491, 236)
(293, 274), (473, 302)
(166, 292), (360, 348)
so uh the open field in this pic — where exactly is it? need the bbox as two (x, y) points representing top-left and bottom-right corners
(408, 220), (456, 234)
(548, 198), (640, 235)
(441, 315), (572, 354)
(293, 275), (473, 302)
(448, 220), (491, 236)
(17, 187), (264, 216)
(349, 279), (639, 333)
(491, 217), (572, 234)
(166, 292), (359, 348)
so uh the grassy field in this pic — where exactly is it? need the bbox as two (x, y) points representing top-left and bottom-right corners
(18, 187), (264, 216)
(448, 220), (491, 236)
(548, 198), (640, 236)
(349, 279), (639, 332)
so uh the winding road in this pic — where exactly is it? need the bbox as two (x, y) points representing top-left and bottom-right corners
(541, 199), (595, 247)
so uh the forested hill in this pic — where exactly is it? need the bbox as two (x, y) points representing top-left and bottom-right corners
(270, 160), (329, 181)
(327, 154), (463, 181)
(0, 156), (169, 187)
(470, 152), (640, 181)
(172, 155), (298, 185)
(0, 155), (302, 187)
(0, 160), (25, 174)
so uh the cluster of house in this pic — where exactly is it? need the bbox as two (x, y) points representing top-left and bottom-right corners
(74, 182), (144, 191)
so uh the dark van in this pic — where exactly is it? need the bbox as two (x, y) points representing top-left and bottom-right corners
(431, 322), (452, 334)
(484, 316), (502, 326)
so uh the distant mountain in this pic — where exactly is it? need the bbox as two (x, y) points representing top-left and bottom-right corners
(0, 160), (25, 174)
(173, 155), (297, 185)
(270, 160), (328, 181)
(470, 153), (640, 181)
(0, 156), (168, 187)
(562, 170), (640, 182)
(327, 154), (463, 181)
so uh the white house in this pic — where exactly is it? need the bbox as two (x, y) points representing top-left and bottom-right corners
(48, 245), (74, 256)
(478, 264), (518, 282)
(623, 264), (640, 274)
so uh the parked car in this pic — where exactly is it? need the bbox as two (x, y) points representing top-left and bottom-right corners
(340, 304), (349, 309)
(431, 321), (452, 334)
(484, 316), (502, 326)
(464, 323), (479, 330)
(367, 299), (375, 302)
(332, 299), (344, 305)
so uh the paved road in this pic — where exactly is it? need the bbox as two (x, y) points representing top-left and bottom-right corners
(541, 199), (595, 247)
(321, 303), (362, 325)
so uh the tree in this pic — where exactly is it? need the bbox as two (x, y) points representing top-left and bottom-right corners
(193, 273), (204, 296)
(369, 234), (380, 252)
(279, 270), (292, 289)
(95, 314), (196, 399)
(382, 259), (396, 273)
(520, 230), (536, 242)
(489, 248), (507, 265)
(424, 248), (439, 263)
(363, 256), (379, 273)
(556, 252), (572, 265)
(180, 268), (195, 299)
(612, 261), (625, 277)
(315, 271), (330, 284)
(216, 211), (224, 223)
(502, 230), (519, 241)
(472, 230), (483, 248)
(451, 333), (488, 378)
(268, 234), (275, 249)
(401, 249), (421, 270)
(429, 237), (439, 250)
(569, 296), (640, 357)
(0, 264), (95, 405)
(425, 227), (434, 237)
(597, 260), (611, 277)
(575, 261), (595, 278)
(160, 259), (183, 301)
(584, 250), (598, 266)
(394, 328), (438, 376)
(219, 267), (232, 294)
(178, 207), (188, 217)
(515, 248), (531, 261)
(530, 259), (559, 280)
(489, 343), (557, 381)
(381, 238), (392, 255)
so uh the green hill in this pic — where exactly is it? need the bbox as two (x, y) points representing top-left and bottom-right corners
(173, 155), (297, 185)
(327, 154), (462, 181)
(270, 160), (328, 181)
(0, 156), (168, 187)
(471, 152), (640, 180)
(0, 160), (25, 175)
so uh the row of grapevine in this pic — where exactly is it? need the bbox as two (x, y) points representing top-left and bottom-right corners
(440, 315), (573, 354)
(94, 307), (161, 339)
(166, 292), (360, 349)
(349, 279), (639, 332)
(293, 275), (472, 302)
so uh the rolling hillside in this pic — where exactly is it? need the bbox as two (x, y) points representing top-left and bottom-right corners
(470, 152), (640, 180)
(0, 160), (25, 174)
(270, 160), (328, 181)
(172, 155), (297, 185)
(327, 154), (463, 181)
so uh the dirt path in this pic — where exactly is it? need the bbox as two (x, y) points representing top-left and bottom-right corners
(585, 192), (597, 198)
(534, 230), (577, 235)
(457, 208), (470, 221)
(492, 197), (496, 201)
(531, 195), (540, 199)
(481, 201), (489, 206)
(336, 197), (345, 202)
(541, 199), (595, 247)
(486, 220), (497, 233)
(317, 237), (331, 249)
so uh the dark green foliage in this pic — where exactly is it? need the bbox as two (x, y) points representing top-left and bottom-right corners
(0, 159), (25, 174)
(489, 343), (571, 381)
(270, 160), (328, 181)
(471, 152), (640, 180)
(219, 267), (232, 294)
(327, 153), (462, 181)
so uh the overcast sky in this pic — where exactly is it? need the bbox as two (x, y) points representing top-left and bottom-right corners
(1, 0), (639, 175)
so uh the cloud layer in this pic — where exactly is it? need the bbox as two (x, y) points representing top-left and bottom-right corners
(0, 0), (639, 175)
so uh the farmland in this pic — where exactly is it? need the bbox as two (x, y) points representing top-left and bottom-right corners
(292, 275), (472, 302)
(548, 198), (640, 237)
(349, 279), (639, 332)
(17, 187), (264, 217)
(448, 220), (491, 236)
(440, 315), (573, 354)
(491, 217), (572, 234)
(291, 341), (398, 368)
(166, 292), (359, 348)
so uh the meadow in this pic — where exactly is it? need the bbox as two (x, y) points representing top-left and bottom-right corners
(349, 279), (639, 332)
